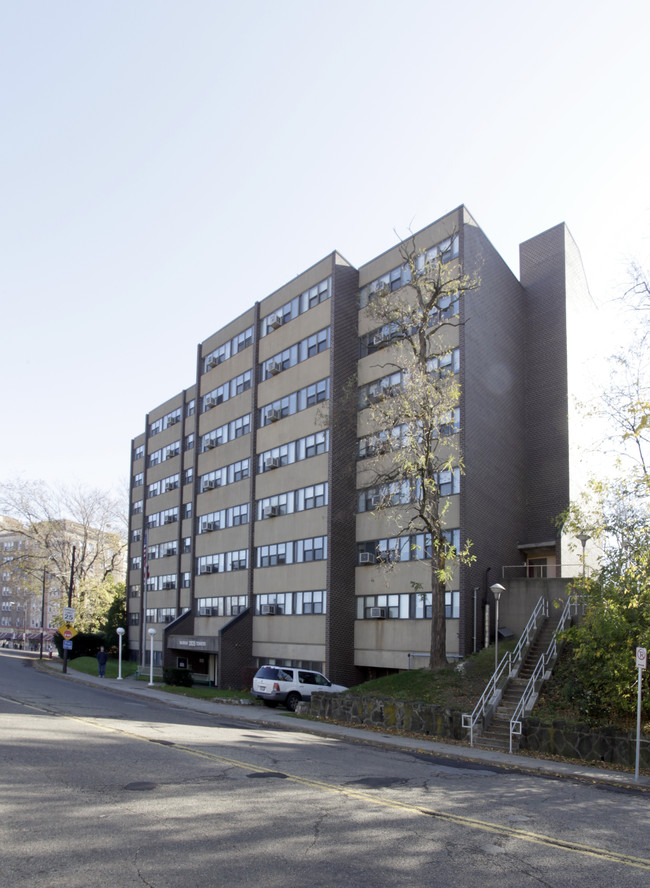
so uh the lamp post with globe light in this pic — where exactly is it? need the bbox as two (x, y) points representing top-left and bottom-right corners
(147, 627), (156, 686)
(490, 583), (506, 671)
(116, 627), (125, 680)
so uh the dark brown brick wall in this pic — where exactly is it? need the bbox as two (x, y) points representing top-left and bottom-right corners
(459, 218), (529, 655)
(520, 225), (570, 558)
(326, 258), (363, 688)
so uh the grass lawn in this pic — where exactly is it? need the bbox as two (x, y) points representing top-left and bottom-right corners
(347, 639), (519, 711)
(66, 656), (256, 703)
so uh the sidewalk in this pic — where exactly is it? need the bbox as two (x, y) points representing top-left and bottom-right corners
(36, 657), (650, 791)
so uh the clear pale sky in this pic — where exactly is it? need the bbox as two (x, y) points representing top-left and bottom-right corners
(1, 0), (649, 495)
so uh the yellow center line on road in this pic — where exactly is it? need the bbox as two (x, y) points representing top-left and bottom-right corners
(8, 697), (650, 872)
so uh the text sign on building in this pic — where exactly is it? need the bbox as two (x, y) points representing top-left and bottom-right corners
(636, 647), (647, 670)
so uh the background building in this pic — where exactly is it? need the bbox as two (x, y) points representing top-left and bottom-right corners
(127, 206), (592, 688)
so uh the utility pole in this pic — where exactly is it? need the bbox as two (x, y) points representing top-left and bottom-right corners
(62, 546), (76, 675)
(39, 568), (46, 660)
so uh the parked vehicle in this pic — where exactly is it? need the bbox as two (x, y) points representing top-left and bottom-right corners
(251, 665), (348, 711)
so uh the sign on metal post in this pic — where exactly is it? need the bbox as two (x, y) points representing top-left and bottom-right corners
(63, 607), (75, 623)
(62, 640), (73, 650)
(635, 647), (647, 782)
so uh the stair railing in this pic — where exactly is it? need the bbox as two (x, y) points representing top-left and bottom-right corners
(462, 596), (548, 746)
(508, 594), (576, 753)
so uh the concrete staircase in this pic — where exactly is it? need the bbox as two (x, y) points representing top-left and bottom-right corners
(475, 613), (562, 752)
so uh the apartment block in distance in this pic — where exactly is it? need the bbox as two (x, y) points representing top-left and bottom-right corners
(127, 205), (591, 689)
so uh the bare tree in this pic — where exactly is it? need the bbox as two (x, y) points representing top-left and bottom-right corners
(360, 234), (479, 667)
(0, 480), (127, 630)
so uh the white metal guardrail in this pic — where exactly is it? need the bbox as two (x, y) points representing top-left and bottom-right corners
(462, 596), (548, 746)
(508, 594), (576, 753)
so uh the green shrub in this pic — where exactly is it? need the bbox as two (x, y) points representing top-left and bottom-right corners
(163, 667), (193, 687)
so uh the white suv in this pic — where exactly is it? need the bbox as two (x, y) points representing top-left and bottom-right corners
(252, 666), (348, 711)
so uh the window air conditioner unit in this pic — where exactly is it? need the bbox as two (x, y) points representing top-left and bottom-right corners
(162, 581), (175, 590)
(376, 548), (389, 561)
(201, 564), (215, 574)
(267, 359), (282, 376)
(199, 606), (213, 616)
(263, 505), (280, 518)
(371, 332), (387, 346)
(206, 357), (218, 370)
(205, 397), (217, 409)
(367, 389), (382, 404)
(202, 521), (216, 532)
(163, 549), (175, 557)
(370, 606), (387, 619)
(205, 440), (216, 451)
(164, 516), (176, 525)
(168, 416), (179, 425)
(264, 456), (280, 470)
(202, 479), (216, 491)
(374, 281), (389, 297)
(358, 552), (373, 565)
(261, 604), (276, 615)
(266, 408), (281, 423)
(165, 483), (174, 492)
(267, 313), (283, 330)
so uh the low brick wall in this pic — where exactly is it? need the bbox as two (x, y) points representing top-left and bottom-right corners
(310, 694), (650, 768)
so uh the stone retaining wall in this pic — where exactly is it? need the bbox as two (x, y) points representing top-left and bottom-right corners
(310, 694), (650, 768)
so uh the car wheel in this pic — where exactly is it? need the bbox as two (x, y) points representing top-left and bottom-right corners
(262, 700), (278, 708)
(285, 692), (301, 712)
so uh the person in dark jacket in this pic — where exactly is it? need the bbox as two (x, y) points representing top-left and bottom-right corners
(97, 646), (108, 678)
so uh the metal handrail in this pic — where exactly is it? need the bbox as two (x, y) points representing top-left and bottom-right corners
(508, 595), (575, 752)
(462, 596), (548, 746)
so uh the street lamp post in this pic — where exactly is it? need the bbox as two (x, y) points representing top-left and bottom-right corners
(577, 533), (591, 578)
(490, 583), (506, 672)
(116, 627), (125, 680)
(147, 627), (156, 686)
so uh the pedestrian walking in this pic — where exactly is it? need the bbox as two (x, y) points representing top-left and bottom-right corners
(97, 646), (108, 678)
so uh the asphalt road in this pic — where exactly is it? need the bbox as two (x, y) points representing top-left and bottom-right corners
(1, 649), (649, 888)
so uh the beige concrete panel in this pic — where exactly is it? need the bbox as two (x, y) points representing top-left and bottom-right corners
(198, 395), (252, 437)
(257, 301), (332, 362)
(200, 307), (256, 356)
(195, 478), (250, 514)
(148, 393), (185, 423)
(257, 257), (334, 318)
(256, 454), (328, 498)
(355, 618), (430, 662)
(355, 560), (431, 596)
(256, 405), (328, 451)
(200, 347), (255, 391)
(253, 563), (327, 594)
(252, 641), (326, 664)
(154, 489), (182, 511)
(258, 351), (330, 402)
(254, 509), (327, 546)
(147, 524), (180, 546)
(356, 509), (415, 540)
(358, 211), (461, 285)
(194, 571), (248, 598)
(253, 614), (324, 645)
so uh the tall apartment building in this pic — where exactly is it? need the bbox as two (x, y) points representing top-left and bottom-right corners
(127, 205), (591, 688)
